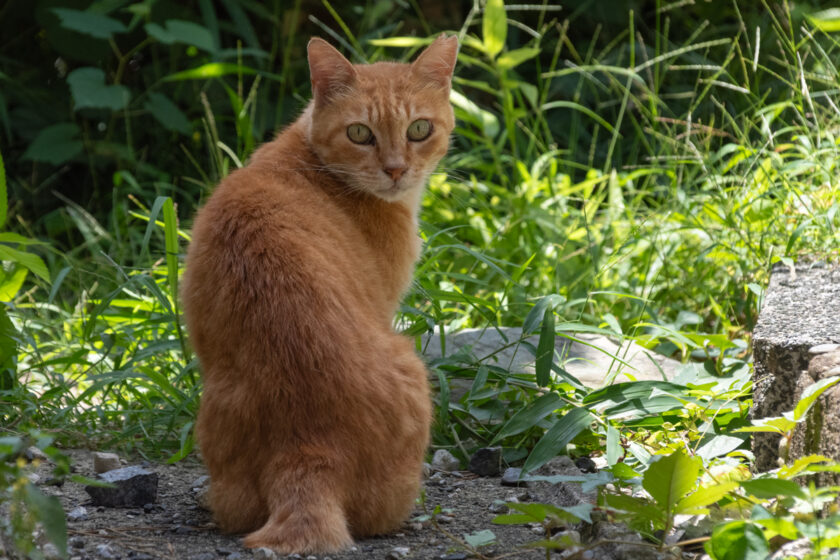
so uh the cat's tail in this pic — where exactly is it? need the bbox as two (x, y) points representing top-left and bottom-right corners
(242, 450), (354, 554)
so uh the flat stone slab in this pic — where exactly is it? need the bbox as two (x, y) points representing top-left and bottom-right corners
(423, 327), (680, 388)
(752, 264), (840, 471)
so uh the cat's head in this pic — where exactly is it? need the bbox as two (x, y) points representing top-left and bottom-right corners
(305, 35), (458, 203)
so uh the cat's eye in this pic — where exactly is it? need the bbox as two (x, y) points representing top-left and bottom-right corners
(407, 119), (432, 141)
(347, 123), (374, 145)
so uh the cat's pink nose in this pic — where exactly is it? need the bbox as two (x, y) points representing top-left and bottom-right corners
(383, 166), (407, 181)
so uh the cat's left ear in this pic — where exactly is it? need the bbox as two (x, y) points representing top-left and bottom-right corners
(411, 34), (459, 89)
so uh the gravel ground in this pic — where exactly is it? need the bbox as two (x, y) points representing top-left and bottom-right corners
(29, 450), (564, 560)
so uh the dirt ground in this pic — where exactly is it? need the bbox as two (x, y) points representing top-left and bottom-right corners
(33, 449), (564, 560)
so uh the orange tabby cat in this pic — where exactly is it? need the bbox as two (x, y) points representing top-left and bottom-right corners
(180, 35), (458, 554)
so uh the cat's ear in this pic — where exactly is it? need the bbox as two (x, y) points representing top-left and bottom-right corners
(308, 38), (357, 104)
(411, 35), (459, 89)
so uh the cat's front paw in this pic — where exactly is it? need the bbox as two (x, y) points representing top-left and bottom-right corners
(243, 512), (353, 554)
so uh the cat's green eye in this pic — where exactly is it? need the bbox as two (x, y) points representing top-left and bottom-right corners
(347, 123), (374, 145)
(407, 119), (432, 141)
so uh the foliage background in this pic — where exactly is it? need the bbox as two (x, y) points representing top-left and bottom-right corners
(2, 0), (840, 557)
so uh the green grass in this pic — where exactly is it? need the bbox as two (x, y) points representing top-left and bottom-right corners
(2, 0), (840, 558)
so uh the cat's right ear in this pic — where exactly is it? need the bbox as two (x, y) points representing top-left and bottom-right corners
(308, 38), (357, 105)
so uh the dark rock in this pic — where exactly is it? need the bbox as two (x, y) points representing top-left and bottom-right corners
(85, 466), (158, 507)
(69, 536), (85, 549)
(501, 467), (527, 487)
(215, 548), (234, 556)
(226, 554), (244, 560)
(468, 447), (502, 476)
(127, 553), (155, 560)
(531, 456), (596, 508)
(575, 456), (597, 473)
(142, 503), (155, 513)
(440, 554), (469, 560)
(188, 553), (216, 560)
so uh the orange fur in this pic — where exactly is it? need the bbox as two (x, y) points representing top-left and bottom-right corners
(180, 35), (458, 554)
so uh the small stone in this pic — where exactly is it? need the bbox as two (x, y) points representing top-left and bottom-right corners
(67, 506), (88, 522)
(422, 462), (432, 479)
(435, 514), (455, 524)
(531, 525), (545, 535)
(431, 449), (460, 472)
(226, 554), (243, 560)
(306, 556), (317, 560)
(42, 543), (62, 560)
(188, 553), (216, 560)
(820, 365), (840, 379)
(501, 467), (527, 487)
(174, 525), (195, 534)
(388, 546), (410, 559)
(574, 457), (597, 473)
(191, 475), (210, 489)
(215, 548), (233, 556)
(441, 553), (468, 560)
(85, 466), (158, 507)
(93, 452), (122, 474)
(27, 472), (40, 484)
(252, 548), (277, 560)
(26, 446), (48, 461)
(488, 500), (509, 514)
(407, 522), (423, 531)
(95, 544), (116, 559)
(809, 343), (840, 355)
(468, 446), (502, 476)
(69, 536), (85, 549)
(128, 553), (155, 560)
(143, 502), (155, 513)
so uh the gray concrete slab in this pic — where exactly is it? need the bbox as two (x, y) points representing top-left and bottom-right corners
(752, 263), (840, 471)
(422, 326), (680, 388)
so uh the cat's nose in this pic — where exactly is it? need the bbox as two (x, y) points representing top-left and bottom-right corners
(383, 166), (407, 181)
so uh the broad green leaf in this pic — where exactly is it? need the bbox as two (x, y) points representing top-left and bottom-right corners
(0, 267), (28, 301)
(483, 0), (507, 58)
(492, 513), (538, 525)
(643, 450), (701, 514)
(736, 416), (795, 434)
(523, 407), (593, 472)
(754, 517), (800, 540)
(740, 478), (806, 499)
(794, 375), (840, 421)
(705, 521), (769, 560)
(496, 47), (540, 70)
(535, 307), (555, 386)
(492, 392), (561, 443)
(606, 425), (621, 466)
(21, 123), (83, 165)
(53, 8), (127, 39)
(604, 492), (664, 526)
(0, 148), (5, 228)
(144, 92), (191, 134)
(583, 381), (687, 407)
(24, 484), (67, 557)
(676, 481), (738, 514)
(146, 20), (215, 52)
(807, 8), (840, 32)
(162, 63), (258, 81)
(463, 529), (496, 548)
(68, 67), (130, 111)
(0, 245), (49, 282)
(697, 434), (747, 462)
